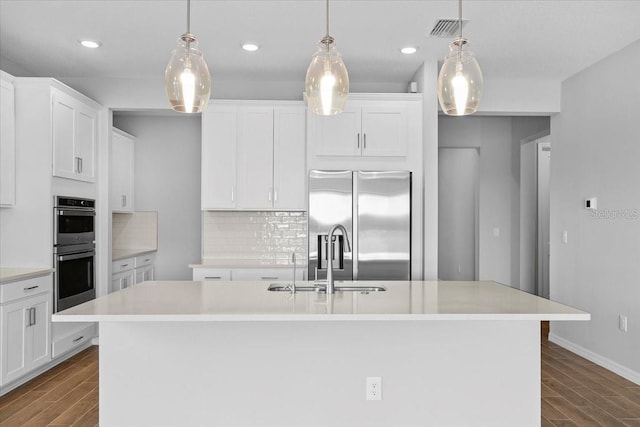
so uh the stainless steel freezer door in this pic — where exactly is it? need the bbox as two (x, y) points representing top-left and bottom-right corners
(308, 170), (353, 281)
(356, 171), (411, 280)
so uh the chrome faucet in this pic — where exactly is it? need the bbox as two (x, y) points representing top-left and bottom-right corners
(325, 224), (351, 294)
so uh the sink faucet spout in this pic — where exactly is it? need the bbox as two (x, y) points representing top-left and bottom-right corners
(326, 224), (350, 294)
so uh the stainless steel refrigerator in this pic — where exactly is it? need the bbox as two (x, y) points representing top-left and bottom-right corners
(308, 170), (411, 281)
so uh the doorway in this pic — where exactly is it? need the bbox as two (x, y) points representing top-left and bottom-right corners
(519, 135), (550, 297)
(438, 148), (480, 280)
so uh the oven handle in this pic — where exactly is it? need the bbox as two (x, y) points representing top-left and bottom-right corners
(57, 210), (96, 217)
(58, 251), (95, 261)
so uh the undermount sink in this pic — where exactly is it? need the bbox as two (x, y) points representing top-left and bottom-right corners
(267, 283), (386, 294)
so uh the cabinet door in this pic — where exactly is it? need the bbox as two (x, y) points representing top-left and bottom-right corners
(273, 107), (306, 210)
(110, 276), (122, 294)
(360, 105), (407, 157)
(52, 90), (77, 179)
(202, 107), (237, 209)
(0, 75), (16, 206)
(237, 107), (274, 209)
(74, 103), (97, 182)
(311, 105), (361, 156)
(135, 265), (154, 284)
(111, 130), (134, 212)
(28, 294), (51, 370)
(0, 299), (29, 385)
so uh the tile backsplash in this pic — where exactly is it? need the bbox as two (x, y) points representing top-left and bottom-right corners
(112, 212), (158, 251)
(202, 211), (307, 265)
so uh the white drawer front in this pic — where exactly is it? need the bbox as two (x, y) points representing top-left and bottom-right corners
(231, 268), (303, 281)
(52, 323), (95, 358)
(192, 268), (231, 281)
(112, 257), (135, 274)
(0, 275), (52, 304)
(135, 253), (156, 268)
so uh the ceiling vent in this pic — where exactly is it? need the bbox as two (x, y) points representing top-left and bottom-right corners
(428, 19), (468, 38)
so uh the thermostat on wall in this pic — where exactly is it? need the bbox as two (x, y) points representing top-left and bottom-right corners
(585, 197), (597, 210)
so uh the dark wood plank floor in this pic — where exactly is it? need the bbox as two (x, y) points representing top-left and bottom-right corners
(1, 327), (638, 426)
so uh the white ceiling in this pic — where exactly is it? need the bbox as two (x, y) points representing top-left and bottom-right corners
(1, 1), (640, 91)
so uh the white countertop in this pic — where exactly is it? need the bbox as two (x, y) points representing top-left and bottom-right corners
(112, 248), (157, 261)
(0, 267), (54, 284)
(53, 280), (590, 322)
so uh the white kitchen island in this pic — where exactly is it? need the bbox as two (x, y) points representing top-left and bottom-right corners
(53, 280), (589, 427)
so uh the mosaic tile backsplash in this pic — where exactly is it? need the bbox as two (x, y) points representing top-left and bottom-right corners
(202, 211), (307, 265)
(112, 212), (158, 252)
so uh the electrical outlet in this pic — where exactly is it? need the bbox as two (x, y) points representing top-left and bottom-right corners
(366, 376), (382, 401)
(619, 315), (628, 332)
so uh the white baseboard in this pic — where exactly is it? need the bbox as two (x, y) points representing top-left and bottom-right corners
(549, 333), (640, 385)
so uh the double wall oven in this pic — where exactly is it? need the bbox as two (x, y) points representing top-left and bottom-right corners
(53, 196), (96, 312)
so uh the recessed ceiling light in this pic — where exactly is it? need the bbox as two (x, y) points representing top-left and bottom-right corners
(401, 46), (418, 55)
(79, 40), (102, 49)
(242, 43), (260, 52)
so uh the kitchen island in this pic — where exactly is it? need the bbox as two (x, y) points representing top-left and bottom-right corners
(53, 280), (589, 427)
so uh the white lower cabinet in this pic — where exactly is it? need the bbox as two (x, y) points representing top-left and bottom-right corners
(0, 275), (52, 387)
(134, 253), (156, 284)
(111, 257), (135, 293)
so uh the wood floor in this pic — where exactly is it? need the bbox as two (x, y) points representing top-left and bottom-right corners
(1, 330), (639, 426)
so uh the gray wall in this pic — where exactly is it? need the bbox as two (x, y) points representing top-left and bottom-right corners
(438, 116), (550, 286)
(550, 40), (640, 379)
(112, 114), (201, 280)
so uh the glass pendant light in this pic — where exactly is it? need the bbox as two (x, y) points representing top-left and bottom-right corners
(305, 0), (349, 116)
(437, 0), (483, 116)
(165, 0), (211, 114)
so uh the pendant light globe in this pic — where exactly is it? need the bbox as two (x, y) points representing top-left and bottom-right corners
(305, 36), (349, 116)
(165, 34), (211, 114)
(437, 37), (483, 116)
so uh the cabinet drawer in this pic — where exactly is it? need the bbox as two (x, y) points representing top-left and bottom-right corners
(231, 268), (303, 281)
(0, 275), (52, 304)
(112, 257), (135, 274)
(192, 268), (231, 281)
(135, 253), (156, 268)
(52, 323), (95, 359)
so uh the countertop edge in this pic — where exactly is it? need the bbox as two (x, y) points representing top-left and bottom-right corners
(113, 249), (157, 261)
(0, 268), (54, 284)
(52, 313), (591, 323)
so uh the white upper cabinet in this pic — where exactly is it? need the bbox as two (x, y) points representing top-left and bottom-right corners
(111, 128), (135, 213)
(201, 102), (306, 211)
(237, 108), (274, 209)
(309, 100), (408, 157)
(202, 106), (238, 209)
(0, 71), (16, 206)
(52, 88), (98, 182)
(273, 107), (306, 210)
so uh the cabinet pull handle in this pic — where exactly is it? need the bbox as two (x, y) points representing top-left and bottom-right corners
(29, 307), (36, 326)
(23, 285), (39, 291)
(274, 187), (278, 202)
(357, 133), (360, 148)
(122, 195), (126, 207)
(79, 157), (83, 173)
(121, 264), (129, 268)
(75, 157), (81, 173)
(261, 276), (278, 280)
(231, 186), (235, 202)
(268, 188), (272, 202)
(205, 276), (222, 280)
(73, 335), (84, 343)
(363, 134), (367, 149)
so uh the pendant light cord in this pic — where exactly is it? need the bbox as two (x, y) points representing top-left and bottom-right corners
(458, 0), (462, 39)
(187, 0), (191, 34)
(325, 0), (330, 37)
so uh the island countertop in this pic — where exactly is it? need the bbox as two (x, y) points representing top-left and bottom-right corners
(52, 280), (589, 322)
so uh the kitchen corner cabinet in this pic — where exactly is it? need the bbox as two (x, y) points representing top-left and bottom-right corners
(309, 100), (408, 157)
(201, 102), (306, 210)
(52, 88), (98, 182)
(0, 275), (52, 387)
(0, 71), (16, 207)
(111, 128), (135, 213)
